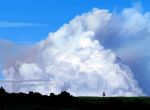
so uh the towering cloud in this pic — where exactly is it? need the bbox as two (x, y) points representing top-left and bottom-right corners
(1, 8), (144, 96)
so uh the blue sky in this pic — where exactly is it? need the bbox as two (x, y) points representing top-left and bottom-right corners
(0, 0), (148, 44)
(1, 0), (150, 95)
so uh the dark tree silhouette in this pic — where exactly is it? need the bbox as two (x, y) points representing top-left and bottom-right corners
(0, 86), (6, 110)
(102, 92), (105, 97)
(50, 93), (55, 97)
(0, 86), (6, 95)
(59, 91), (71, 97)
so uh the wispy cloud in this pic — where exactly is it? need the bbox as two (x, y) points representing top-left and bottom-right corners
(0, 21), (46, 28)
(0, 79), (51, 83)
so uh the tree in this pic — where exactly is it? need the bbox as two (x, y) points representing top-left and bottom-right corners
(59, 91), (71, 97)
(0, 86), (6, 95)
(102, 92), (106, 97)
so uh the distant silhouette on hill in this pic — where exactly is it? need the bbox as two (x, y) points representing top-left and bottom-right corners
(102, 91), (105, 97)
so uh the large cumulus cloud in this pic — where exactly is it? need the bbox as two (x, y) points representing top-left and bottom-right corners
(94, 5), (150, 94)
(1, 8), (144, 96)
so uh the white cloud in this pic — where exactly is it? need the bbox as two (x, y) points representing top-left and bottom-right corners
(95, 6), (150, 62)
(1, 8), (144, 96)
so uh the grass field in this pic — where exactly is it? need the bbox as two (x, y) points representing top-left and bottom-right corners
(78, 96), (150, 103)
(77, 97), (150, 109)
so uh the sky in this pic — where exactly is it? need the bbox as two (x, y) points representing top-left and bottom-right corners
(0, 0), (148, 43)
(0, 0), (150, 96)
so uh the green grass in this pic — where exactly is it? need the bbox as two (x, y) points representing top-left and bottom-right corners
(78, 96), (150, 105)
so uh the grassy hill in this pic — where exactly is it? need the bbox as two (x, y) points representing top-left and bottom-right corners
(78, 97), (150, 109)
